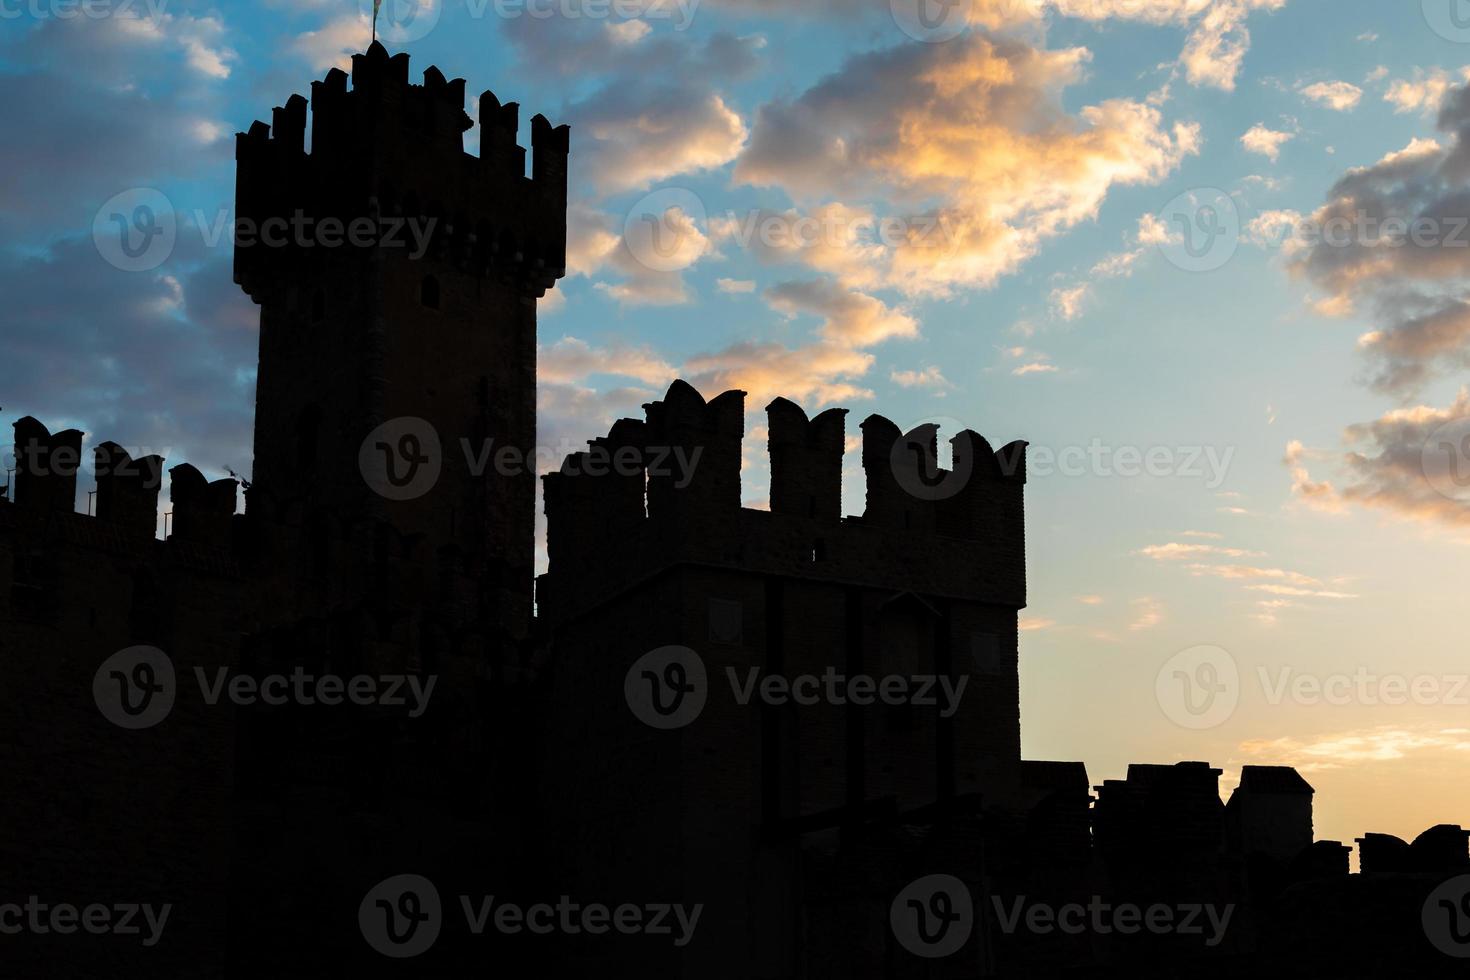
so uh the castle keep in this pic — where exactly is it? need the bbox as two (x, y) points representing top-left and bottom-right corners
(2, 45), (1467, 977)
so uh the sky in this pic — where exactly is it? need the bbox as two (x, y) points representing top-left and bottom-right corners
(4, 0), (1470, 853)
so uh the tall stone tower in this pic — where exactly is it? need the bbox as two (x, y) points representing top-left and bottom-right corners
(235, 41), (567, 641)
(227, 46), (568, 972)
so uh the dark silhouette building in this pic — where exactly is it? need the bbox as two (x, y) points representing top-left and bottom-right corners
(3, 44), (1470, 977)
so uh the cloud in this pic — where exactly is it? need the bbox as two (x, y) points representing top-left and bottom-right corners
(1128, 596), (1163, 631)
(1241, 727), (1470, 770)
(1136, 542), (1266, 559)
(683, 339), (876, 407)
(1241, 123), (1294, 161)
(292, 13), (371, 71)
(1300, 80), (1363, 112)
(1175, 0), (1287, 92)
(0, 234), (256, 487)
(1384, 68), (1468, 116)
(890, 365), (951, 389)
(1049, 213), (1161, 319)
(1283, 81), (1470, 396)
(1246, 584), (1357, 599)
(1307, 390), (1470, 527)
(765, 279), (918, 346)
(566, 202), (712, 307)
(717, 278), (756, 293)
(1011, 359), (1058, 376)
(575, 88), (749, 195)
(1283, 439), (1346, 513)
(539, 337), (677, 386)
(733, 33), (1200, 298)
(1184, 563), (1323, 586)
(0, 15), (234, 230)
(1050, 283), (1092, 321)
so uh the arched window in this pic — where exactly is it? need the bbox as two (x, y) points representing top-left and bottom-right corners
(311, 288), (326, 323)
(421, 275), (441, 310)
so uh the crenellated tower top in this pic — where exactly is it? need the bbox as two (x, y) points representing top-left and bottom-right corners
(235, 41), (569, 300)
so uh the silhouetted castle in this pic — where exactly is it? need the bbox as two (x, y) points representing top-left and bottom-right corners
(2, 45), (1467, 977)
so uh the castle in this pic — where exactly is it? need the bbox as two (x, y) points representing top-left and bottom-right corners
(2, 43), (1468, 977)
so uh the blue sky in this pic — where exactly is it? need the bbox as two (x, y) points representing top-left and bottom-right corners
(5, 0), (1470, 847)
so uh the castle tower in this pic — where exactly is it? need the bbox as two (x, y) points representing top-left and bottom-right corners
(235, 42), (567, 638)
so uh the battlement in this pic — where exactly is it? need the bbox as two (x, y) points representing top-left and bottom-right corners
(8, 418), (237, 549)
(540, 381), (1028, 622)
(235, 42), (569, 299)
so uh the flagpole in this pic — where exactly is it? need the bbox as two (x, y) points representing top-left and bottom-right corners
(372, 0), (379, 43)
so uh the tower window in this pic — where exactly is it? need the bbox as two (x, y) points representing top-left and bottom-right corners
(311, 289), (326, 323)
(421, 275), (441, 310)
